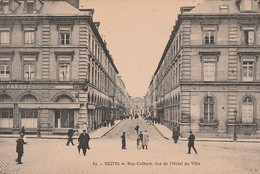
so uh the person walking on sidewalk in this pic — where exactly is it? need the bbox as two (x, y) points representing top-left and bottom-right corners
(121, 132), (127, 149)
(16, 134), (27, 164)
(66, 128), (75, 146)
(134, 124), (140, 135)
(137, 131), (143, 149)
(187, 131), (197, 154)
(142, 130), (149, 149)
(78, 129), (90, 156)
(172, 127), (180, 143)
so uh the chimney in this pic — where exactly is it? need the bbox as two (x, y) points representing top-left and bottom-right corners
(65, 0), (79, 9)
(94, 22), (100, 30)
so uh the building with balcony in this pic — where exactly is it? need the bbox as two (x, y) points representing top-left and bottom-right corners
(131, 97), (145, 118)
(146, 0), (260, 138)
(0, 0), (129, 134)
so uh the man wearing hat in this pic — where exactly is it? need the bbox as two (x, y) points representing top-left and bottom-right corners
(78, 129), (90, 156)
(121, 132), (127, 149)
(187, 130), (197, 154)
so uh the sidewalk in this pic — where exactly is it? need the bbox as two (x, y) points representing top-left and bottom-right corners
(0, 120), (121, 140)
(153, 123), (260, 143)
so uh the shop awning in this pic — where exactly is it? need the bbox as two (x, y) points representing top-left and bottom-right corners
(18, 103), (82, 109)
(0, 103), (14, 108)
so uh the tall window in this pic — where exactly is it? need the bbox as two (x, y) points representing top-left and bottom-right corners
(22, 56), (36, 81)
(242, 97), (254, 123)
(203, 60), (215, 81)
(0, 64), (10, 80)
(0, 56), (11, 80)
(27, 2), (34, 14)
(24, 28), (35, 46)
(244, 29), (255, 45)
(204, 30), (215, 45)
(0, 30), (10, 46)
(59, 61), (70, 81)
(242, 61), (254, 81)
(203, 96), (215, 123)
(59, 27), (70, 45)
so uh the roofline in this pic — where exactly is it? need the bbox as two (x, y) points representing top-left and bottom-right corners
(87, 17), (119, 74)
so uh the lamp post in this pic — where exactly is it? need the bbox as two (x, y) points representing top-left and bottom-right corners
(233, 109), (237, 141)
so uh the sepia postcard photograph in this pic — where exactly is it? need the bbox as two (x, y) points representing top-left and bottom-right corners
(0, 0), (260, 173)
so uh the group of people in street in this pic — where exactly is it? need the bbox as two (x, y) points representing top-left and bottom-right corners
(120, 125), (150, 150)
(15, 123), (197, 165)
(66, 128), (90, 156)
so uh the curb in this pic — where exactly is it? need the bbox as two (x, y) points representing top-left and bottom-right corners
(101, 120), (125, 138)
(153, 124), (170, 140)
(0, 121), (123, 140)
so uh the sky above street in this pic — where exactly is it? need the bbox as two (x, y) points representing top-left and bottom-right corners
(81, 0), (203, 98)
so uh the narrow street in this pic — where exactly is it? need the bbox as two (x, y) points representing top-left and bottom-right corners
(0, 119), (260, 174)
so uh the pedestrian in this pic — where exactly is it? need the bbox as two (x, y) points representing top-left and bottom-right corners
(66, 128), (75, 146)
(134, 124), (140, 135)
(187, 131), (197, 154)
(142, 130), (149, 149)
(121, 132), (127, 149)
(78, 129), (90, 156)
(137, 131), (143, 149)
(172, 127), (180, 143)
(16, 134), (27, 164)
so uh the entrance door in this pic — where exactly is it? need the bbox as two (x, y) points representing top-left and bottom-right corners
(55, 110), (74, 128)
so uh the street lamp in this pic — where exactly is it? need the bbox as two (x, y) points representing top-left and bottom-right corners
(233, 109), (237, 141)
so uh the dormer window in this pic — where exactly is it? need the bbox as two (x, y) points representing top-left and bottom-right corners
(0, 0), (10, 14)
(23, 0), (37, 14)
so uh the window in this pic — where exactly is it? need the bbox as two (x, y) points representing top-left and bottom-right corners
(0, 64), (10, 80)
(203, 96), (215, 123)
(24, 62), (35, 81)
(59, 27), (70, 45)
(24, 28), (35, 46)
(200, 52), (220, 81)
(203, 60), (215, 81)
(204, 29), (215, 45)
(55, 109), (74, 128)
(21, 109), (38, 128)
(0, 109), (13, 128)
(59, 60), (70, 81)
(0, 0), (10, 14)
(0, 56), (11, 80)
(244, 0), (252, 11)
(244, 29), (255, 45)
(27, 2), (34, 14)
(242, 97), (254, 123)
(0, 30), (10, 46)
(242, 61), (254, 81)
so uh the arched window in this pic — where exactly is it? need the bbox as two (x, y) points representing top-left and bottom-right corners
(242, 97), (254, 123)
(203, 96), (215, 123)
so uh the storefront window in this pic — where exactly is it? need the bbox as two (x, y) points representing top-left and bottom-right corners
(55, 109), (74, 128)
(21, 109), (38, 128)
(0, 108), (13, 128)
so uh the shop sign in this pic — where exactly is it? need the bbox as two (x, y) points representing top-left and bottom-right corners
(0, 84), (32, 89)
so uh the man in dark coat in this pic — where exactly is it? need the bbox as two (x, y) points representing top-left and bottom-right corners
(187, 131), (197, 154)
(78, 129), (90, 156)
(121, 132), (127, 149)
(66, 128), (75, 146)
(16, 134), (27, 164)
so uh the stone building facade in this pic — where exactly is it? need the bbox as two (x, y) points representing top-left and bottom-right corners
(146, 0), (260, 138)
(0, 0), (130, 134)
